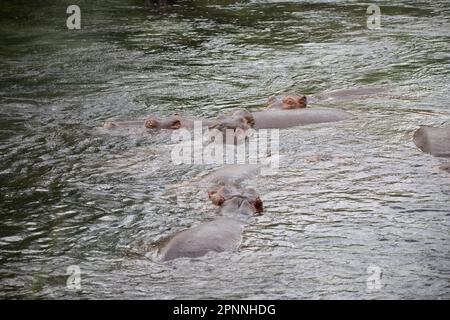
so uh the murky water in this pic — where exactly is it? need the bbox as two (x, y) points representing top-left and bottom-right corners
(1, 0), (449, 299)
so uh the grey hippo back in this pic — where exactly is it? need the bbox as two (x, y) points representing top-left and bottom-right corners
(413, 125), (450, 157)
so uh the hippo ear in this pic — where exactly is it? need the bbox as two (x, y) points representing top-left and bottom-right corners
(282, 97), (296, 109)
(170, 119), (181, 129)
(254, 197), (264, 214)
(208, 187), (225, 206)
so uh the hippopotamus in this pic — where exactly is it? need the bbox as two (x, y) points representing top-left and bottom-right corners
(156, 185), (262, 261)
(102, 105), (350, 132)
(201, 164), (261, 185)
(102, 87), (386, 132)
(102, 114), (216, 130)
(413, 125), (450, 157)
(151, 165), (263, 261)
(413, 125), (450, 174)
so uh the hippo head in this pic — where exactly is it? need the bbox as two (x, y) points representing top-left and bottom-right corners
(144, 114), (182, 130)
(267, 93), (307, 109)
(208, 184), (263, 215)
(208, 110), (255, 133)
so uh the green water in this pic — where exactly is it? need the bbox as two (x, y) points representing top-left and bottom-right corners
(0, 0), (449, 299)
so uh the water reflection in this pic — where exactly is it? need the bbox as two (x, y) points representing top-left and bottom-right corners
(0, 0), (449, 299)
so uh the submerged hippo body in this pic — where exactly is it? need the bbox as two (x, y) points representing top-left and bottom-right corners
(266, 87), (386, 109)
(413, 126), (450, 157)
(201, 164), (261, 185)
(158, 218), (244, 261)
(252, 108), (351, 129)
(101, 87), (380, 131)
(267, 93), (307, 109)
(312, 87), (387, 103)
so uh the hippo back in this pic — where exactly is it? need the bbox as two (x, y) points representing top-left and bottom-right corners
(159, 218), (244, 261)
(252, 108), (351, 129)
(413, 126), (450, 157)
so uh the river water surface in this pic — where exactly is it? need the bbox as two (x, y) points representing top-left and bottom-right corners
(0, 0), (449, 299)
